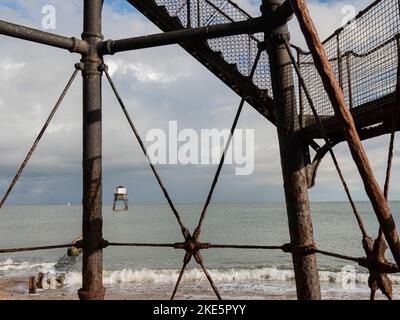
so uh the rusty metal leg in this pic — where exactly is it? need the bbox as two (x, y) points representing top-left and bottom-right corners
(78, 0), (106, 301)
(262, 0), (321, 300)
(289, 0), (400, 271)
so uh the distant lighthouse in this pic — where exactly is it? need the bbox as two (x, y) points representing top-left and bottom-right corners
(113, 185), (128, 211)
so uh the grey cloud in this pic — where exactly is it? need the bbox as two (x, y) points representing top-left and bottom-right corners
(0, 0), (397, 205)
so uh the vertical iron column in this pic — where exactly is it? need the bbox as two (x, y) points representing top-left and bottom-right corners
(297, 49), (304, 128)
(78, 0), (106, 300)
(261, 0), (321, 299)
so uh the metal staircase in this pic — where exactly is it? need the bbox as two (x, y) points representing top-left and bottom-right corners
(127, 0), (400, 143)
(127, 0), (275, 123)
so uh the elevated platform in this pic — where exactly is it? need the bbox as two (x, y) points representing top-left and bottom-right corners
(129, 0), (399, 144)
(302, 93), (398, 143)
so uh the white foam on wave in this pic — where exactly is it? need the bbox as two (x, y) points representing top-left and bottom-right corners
(62, 267), (400, 286)
(0, 258), (55, 273)
(62, 267), (296, 286)
(1, 259), (399, 288)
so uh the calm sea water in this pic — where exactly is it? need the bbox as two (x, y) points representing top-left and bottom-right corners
(0, 202), (399, 299)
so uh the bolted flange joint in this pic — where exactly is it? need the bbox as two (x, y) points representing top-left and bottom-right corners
(69, 37), (79, 53)
(260, 0), (284, 15)
(78, 287), (106, 300)
(174, 240), (211, 252)
(73, 238), (109, 250)
(80, 60), (103, 77)
(261, 0), (293, 29)
(282, 242), (317, 256)
(99, 239), (109, 249)
(103, 39), (115, 55)
(75, 62), (85, 71)
(269, 31), (290, 46)
(98, 63), (108, 73)
(261, 0), (292, 48)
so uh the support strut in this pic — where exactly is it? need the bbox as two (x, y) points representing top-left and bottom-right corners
(288, 0), (400, 270)
(262, 0), (321, 300)
(78, 0), (106, 301)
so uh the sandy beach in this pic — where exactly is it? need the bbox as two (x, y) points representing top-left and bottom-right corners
(0, 277), (302, 300)
(0, 277), (393, 300)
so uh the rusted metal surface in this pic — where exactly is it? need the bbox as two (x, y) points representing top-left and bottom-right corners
(0, 69), (79, 209)
(303, 94), (399, 142)
(1, 235), (399, 299)
(108, 242), (177, 248)
(293, 0), (399, 130)
(100, 17), (264, 54)
(127, 0), (276, 123)
(367, 35), (400, 300)
(289, 0), (400, 271)
(29, 276), (36, 294)
(1, 236), (398, 270)
(171, 258), (189, 300)
(283, 36), (396, 299)
(262, 0), (321, 300)
(0, 244), (73, 254)
(383, 37), (400, 203)
(130, 0), (400, 144)
(78, 0), (106, 301)
(283, 39), (368, 239)
(0, 20), (88, 54)
(37, 272), (44, 289)
(0, 0), (400, 301)
(363, 236), (393, 299)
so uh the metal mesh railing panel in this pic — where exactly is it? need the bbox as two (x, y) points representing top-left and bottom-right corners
(298, 0), (400, 126)
(155, 0), (272, 91)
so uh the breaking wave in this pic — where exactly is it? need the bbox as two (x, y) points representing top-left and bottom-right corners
(63, 267), (400, 286)
(1, 259), (399, 287)
(0, 258), (55, 273)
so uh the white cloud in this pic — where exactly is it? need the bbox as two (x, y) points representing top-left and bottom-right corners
(110, 60), (186, 84)
(0, 0), (396, 204)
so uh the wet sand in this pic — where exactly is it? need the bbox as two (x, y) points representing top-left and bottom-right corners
(0, 277), (391, 300)
(0, 277), (301, 300)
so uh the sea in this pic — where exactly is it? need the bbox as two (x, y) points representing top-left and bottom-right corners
(0, 202), (400, 300)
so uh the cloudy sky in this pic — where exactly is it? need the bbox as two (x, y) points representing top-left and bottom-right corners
(0, 0), (399, 205)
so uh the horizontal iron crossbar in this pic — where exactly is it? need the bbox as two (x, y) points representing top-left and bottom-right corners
(0, 20), (88, 54)
(0, 241), (398, 273)
(100, 17), (265, 54)
(0, 244), (72, 254)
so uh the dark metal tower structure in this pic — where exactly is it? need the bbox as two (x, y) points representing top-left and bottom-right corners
(0, 0), (399, 300)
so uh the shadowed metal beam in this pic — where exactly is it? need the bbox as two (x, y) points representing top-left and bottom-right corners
(0, 19), (88, 54)
(263, 0), (321, 300)
(99, 17), (265, 54)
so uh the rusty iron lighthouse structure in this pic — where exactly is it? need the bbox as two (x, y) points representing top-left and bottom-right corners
(0, 0), (400, 300)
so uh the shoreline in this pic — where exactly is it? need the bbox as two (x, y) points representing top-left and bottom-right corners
(0, 277), (297, 300)
(0, 277), (394, 300)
